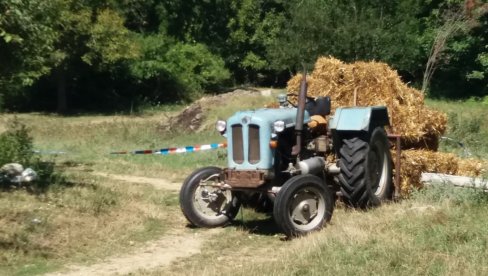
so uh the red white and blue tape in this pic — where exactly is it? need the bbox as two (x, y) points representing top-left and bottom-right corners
(110, 143), (227, 155)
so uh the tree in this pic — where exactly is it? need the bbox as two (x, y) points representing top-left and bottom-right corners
(267, 0), (426, 74)
(0, 0), (62, 107)
(51, 3), (139, 113)
(130, 34), (229, 100)
(423, 0), (488, 98)
(421, 1), (487, 93)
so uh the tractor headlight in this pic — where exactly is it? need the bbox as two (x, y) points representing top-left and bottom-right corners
(273, 120), (285, 133)
(215, 120), (227, 133)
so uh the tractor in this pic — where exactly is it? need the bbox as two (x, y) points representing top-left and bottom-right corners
(179, 73), (394, 237)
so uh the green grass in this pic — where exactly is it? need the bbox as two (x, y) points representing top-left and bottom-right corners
(426, 99), (488, 159)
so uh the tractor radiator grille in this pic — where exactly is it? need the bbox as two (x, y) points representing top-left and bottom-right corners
(232, 125), (244, 164)
(248, 125), (260, 164)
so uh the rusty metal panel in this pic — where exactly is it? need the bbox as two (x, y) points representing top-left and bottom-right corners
(224, 169), (266, 188)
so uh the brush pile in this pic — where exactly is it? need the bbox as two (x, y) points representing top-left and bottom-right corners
(287, 57), (485, 195)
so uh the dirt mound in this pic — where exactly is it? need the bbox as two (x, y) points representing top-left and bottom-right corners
(164, 89), (259, 132)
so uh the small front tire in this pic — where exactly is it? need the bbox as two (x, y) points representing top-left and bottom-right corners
(273, 174), (334, 237)
(179, 167), (240, 228)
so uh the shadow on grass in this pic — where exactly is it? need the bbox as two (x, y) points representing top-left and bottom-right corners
(233, 216), (282, 236)
(183, 216), (282, 236)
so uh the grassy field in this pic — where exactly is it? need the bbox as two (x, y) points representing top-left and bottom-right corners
(0, 94), (487, 275)
(426, 99), (488, 159)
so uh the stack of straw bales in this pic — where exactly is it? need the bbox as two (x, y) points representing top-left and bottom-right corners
(286, 57), (485, 195)
(287, 57), (447, 150)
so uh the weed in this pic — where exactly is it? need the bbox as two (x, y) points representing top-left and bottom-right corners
(411, 182), (488, 207)
(0, 117), (33, 166)
(427, 99), (488, 158)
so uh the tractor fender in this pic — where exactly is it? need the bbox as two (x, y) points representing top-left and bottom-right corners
(328, 106), (389, 133)
(329, 106), (390, 156)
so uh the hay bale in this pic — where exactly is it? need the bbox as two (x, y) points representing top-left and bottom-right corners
(392, 149), (486, 196)
(286, 57), (487, 196)
(287, 57), (447, 150)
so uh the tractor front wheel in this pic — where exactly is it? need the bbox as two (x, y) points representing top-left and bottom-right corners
(179, 167), (240, 228)
(273, 174), (334, 237)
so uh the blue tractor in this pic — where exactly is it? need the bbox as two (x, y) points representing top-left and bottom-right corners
(179, 74), (393, 237)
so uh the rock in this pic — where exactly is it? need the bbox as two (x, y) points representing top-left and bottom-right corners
(21, 168), (38, 182)
(0, 163), (24, 177)
(0, 164), (38, 184)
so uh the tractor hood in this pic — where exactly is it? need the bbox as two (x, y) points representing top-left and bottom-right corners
(227, 108), (311, 128)
(225, 108), (311, 171)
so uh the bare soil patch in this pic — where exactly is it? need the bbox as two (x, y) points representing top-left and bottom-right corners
(164, 89), (259, 132)
(45, 229), (220, 276)
(93, 172), (181, 191)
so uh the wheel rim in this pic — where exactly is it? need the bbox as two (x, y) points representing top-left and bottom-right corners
(369, 144), (389, 196)
(193, 175), (233, 220)
(288, 186), (326, 231)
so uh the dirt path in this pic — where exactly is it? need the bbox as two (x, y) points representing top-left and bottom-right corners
(45, 229), (219, 276)
(42, 173), (200, 275)
(93, 172), (181, 191)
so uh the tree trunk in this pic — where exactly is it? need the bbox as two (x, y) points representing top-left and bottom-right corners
(56, 67), (67, 114)
(421, 173), (488, 191)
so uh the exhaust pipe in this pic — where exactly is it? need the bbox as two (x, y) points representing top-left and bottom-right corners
(292, 70), (307, 156)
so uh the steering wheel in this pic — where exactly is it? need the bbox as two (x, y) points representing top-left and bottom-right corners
(286, 93), (316, 108)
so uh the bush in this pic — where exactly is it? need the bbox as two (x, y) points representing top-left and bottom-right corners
(0, 118), (34, 166)
(130, 35), (230, 101)
(0, 118), (64, 190)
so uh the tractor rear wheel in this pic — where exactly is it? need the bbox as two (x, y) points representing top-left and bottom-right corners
(338, 127), (393, 208)
(179, 167), (240, 227)
(273, 174), (334, 237)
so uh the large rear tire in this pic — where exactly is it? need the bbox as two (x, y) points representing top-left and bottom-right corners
(273, 174), (334, 237)
(338, 127), (393, 208)
(179, 167), (240, 227)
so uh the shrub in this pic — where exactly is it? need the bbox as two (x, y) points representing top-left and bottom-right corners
(0, 118), (65, 190)
(0, 117), (34, 166)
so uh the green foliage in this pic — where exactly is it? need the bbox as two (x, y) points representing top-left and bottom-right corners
(164, 43), (230, 93)
(131, 37), (230, 96)
(0, 0), (62, 92)
(0, 118), (34, 166)
(1, 0), (488, 111)
(267, 0), (425, 72)
(82, 9), (140, 68)
(0, 118), (66, 190)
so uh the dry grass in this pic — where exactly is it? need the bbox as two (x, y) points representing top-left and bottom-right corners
(0, 170), (180, 275)
(148, 186), (488, 276)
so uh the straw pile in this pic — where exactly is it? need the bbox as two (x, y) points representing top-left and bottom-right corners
(392, 150), (486, 194)
(286, 57), (486, 196)
(287, 57), (447, 150)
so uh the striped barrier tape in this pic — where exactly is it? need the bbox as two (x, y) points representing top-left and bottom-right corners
(110, 143), (227, 155)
